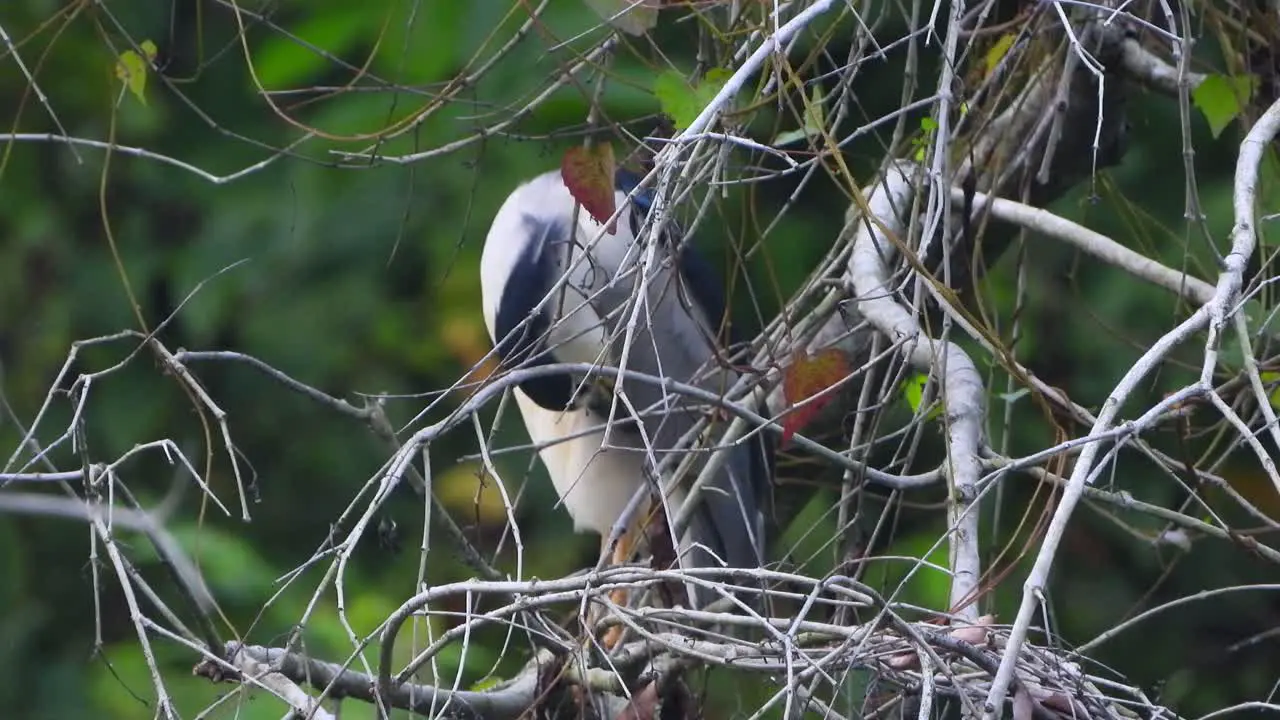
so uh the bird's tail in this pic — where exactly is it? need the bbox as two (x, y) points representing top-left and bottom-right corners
(681, 427), (772, 608)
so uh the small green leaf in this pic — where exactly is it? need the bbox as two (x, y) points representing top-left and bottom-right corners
(901, 373), (942, 420)
(1193, 74), (1256, 139)
(653, 68), (732, 131)
(114, 40), (157, 105)
(919, 116), (939, 132)
(470, 676), (505, 692)
(983, 34), (1015, 77)
(772, 128), (809, 147)
(998, 388), (1031, 404)
(773, 85), (826, 146)
(903, 373), (927, 412)
(1261, 371), (1280, 410)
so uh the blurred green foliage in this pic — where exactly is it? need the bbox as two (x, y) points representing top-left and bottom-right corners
(1, 1), (1279, 718)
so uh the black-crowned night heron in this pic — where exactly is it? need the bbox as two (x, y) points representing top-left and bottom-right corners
(479, 167), (770, 611)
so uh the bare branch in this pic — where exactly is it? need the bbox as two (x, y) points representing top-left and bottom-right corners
(984, 93), (1280, 720)
(846, 161), (986, 623)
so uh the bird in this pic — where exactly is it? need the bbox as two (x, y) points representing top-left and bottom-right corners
(478, 166), (771, 609)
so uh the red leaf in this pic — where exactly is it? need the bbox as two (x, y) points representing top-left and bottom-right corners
(781, 348), (850, 446)
(561, 144), (618, 234)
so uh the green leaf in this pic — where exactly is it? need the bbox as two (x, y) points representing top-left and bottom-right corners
(998, 388), (1031, 404)
(983, 34), (1015, 77)
(903, 373), (927, 412)
(1217, 340), (1247, 374)
(773, 85), (826, 146)
(901, 373), (942, 420)
(253, 11), (368, 89)
(1261, 371), (1280, 410)
(1193, 74), (1256, 139)
(470, 676), (505, 692)
(772, 128), (809, 147)
(776, 490), (839, 575)
(653, 68), (732, 131)
(114, 40), (157, 105)
(912, 116), (939, 161)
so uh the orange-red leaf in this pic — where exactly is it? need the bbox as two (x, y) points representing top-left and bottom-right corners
(561, 143), (618, 234)
(781, 348), (850, 446)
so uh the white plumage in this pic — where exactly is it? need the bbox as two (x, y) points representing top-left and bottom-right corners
(479, 169), (768, 590)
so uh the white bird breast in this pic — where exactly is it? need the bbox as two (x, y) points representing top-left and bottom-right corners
(512, 278), (650, 537)
(511, 390), (665, 535)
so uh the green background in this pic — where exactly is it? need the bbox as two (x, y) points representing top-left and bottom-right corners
(1, 1), (1278, 717)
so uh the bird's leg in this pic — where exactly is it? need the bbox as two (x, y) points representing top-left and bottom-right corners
(598, 530), (632, 649)
(597, 498), (651, 650)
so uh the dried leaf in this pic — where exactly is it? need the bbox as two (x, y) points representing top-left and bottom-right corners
(583, 0), (660, 36)
(615, 681), (661, 720)
(1012, 688), (1034, 720)
(645, 499), (677, 571)
(781, 348), (850, 446)
(1039, 690), (1079, 714)
(947, 614), (992, 645)
(885, 649), (919, 670)
(561, 143), (618, 233)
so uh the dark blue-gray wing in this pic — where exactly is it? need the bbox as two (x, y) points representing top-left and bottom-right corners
(599, 256), (767, 583)
(607, 170), (770, 590)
